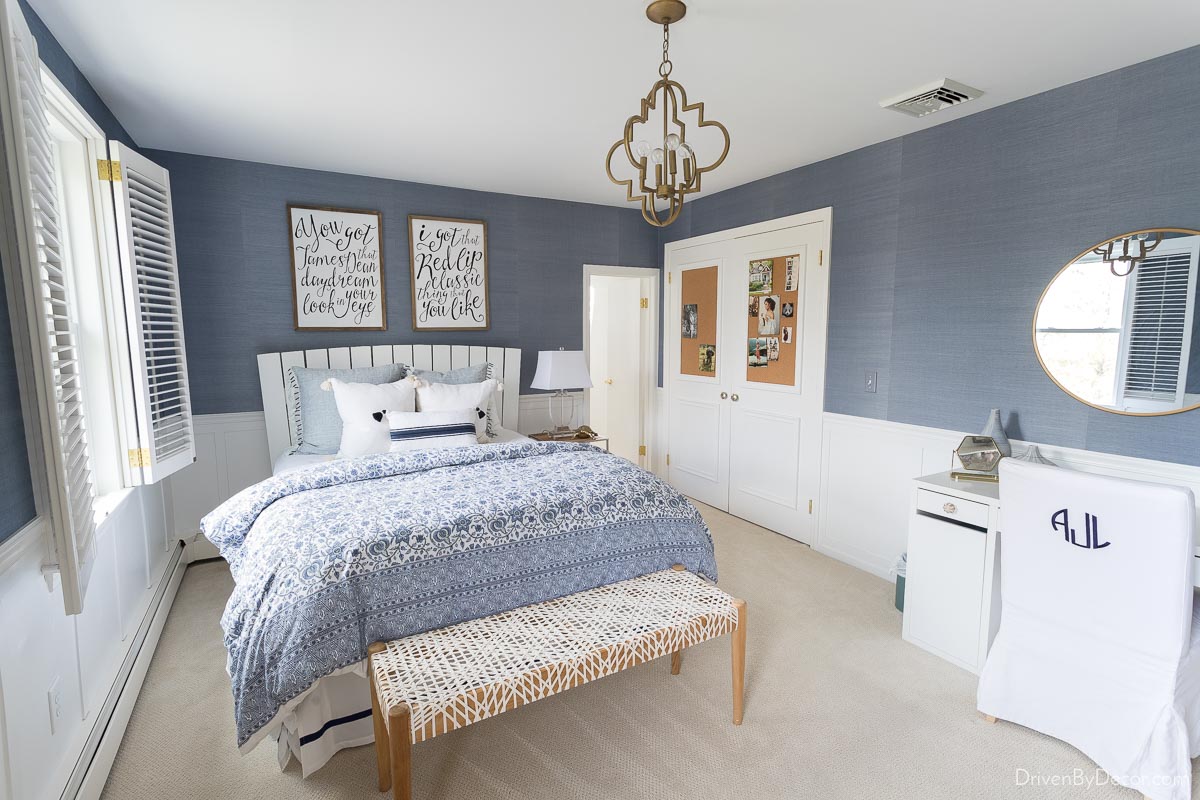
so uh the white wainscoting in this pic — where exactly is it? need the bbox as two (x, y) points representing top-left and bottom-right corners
(169, 404), (1200, 591)
(168, 395), (589, 558)
(0, 484), (182, 800)
(815, 412), (1200, 580)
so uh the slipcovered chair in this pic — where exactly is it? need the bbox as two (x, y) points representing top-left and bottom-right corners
(978, 459), (1200, 800)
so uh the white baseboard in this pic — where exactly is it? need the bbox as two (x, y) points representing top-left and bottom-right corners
(71, 543), (186, 800)
(815, 412), (1200, 581)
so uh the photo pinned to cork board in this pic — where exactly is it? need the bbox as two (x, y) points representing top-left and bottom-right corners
(745, 252), (804, 386)
(679, 264), (718, 378)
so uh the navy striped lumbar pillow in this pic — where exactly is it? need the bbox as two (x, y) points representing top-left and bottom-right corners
(386, 409), (479, 452)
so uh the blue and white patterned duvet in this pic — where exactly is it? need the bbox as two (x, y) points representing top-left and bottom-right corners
(202, 441), (717, 749)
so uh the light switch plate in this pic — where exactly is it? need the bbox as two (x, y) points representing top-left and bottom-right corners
(865, 370), (878, 393)
(47, 676), (62, 735)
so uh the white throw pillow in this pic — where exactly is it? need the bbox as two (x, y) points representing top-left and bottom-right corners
(415, 379), (499, 440)
(326, 377), (418, 456)
(386, 409), (479, 452)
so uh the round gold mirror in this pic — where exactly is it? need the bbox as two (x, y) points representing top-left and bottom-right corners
(1034, 228), (1200, 416)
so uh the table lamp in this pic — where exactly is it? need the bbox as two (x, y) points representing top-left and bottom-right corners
(531, 348), (593, 437)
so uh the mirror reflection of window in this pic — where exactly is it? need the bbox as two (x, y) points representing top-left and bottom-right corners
(1035, 232), (1200, 414)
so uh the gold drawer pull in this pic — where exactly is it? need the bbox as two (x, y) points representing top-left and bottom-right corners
(943, 502), (957, 514)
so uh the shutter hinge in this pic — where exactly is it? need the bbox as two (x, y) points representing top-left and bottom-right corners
(668, 272), (672, 284)
(638, 444), (647, 456)
(127, 447), (150, 468)
(97, 159), (122, 182)
(808, 499), (813, 514)
(818, 249), (824, 266)
(640, 297), (649, 309)
(666, 453), (670, 465)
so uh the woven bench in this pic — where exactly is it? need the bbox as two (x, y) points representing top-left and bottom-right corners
(368, 566), (747, 800)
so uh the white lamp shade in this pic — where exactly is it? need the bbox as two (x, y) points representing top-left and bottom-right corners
(531, 350), (593, 390)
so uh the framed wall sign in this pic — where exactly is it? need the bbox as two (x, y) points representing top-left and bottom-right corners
(288, 205), (386, 331)
(408, 215), (489, 331)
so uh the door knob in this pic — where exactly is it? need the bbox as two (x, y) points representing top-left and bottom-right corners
(720, 391), (728, 399)
(605, 378), (613, 385)
(731, 394), (740, 402)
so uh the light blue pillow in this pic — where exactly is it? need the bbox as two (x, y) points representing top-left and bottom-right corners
(408, 364), (490, 385)
(289, 364), (406, 454)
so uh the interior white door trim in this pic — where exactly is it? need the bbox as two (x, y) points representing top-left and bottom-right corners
(582, 264), (661, 468)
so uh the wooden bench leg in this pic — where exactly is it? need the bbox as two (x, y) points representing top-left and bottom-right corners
(980, 712), (997, 724)
(389, 704), (413, 800)
(732, 598), (747, 726)
(368, 643), (391, 792)
(671, 650), (682, 675)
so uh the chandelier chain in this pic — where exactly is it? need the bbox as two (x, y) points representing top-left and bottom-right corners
(659, 22), (672, 78)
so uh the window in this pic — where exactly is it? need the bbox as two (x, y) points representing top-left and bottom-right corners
(0, 1), (194, 613)
(44, 71), (127, 497)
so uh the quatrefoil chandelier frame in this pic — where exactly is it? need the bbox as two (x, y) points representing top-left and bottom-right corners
(606, 1), (730, 228)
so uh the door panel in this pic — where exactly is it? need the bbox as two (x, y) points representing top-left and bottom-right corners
(667, 253), (729, 508)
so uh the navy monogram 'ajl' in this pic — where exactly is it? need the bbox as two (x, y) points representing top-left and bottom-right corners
(1051, 508), (1110, 549)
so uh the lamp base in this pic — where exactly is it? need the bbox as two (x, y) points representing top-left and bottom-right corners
(547, 390), (574, 435)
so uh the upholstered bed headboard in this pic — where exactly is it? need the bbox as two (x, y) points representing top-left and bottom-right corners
(257, 344), (521, 462)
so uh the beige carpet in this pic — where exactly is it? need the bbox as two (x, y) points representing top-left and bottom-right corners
(100, 504), (1181, 799)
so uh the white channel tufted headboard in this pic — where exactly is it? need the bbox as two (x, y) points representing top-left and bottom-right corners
(256, 344), (521, 462)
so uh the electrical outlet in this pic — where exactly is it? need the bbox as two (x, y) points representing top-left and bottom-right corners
(865, 370), (878, 394)
(47, 677), (63, 735)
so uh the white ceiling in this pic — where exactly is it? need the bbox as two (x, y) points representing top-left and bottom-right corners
(28, 0), (1200, 206)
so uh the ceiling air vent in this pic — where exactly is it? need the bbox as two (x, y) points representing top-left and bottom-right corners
(880, 79), (983, 118)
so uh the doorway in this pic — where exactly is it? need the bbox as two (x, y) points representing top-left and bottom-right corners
(583, 265), (660, 467)
(663, 209), (832, 544)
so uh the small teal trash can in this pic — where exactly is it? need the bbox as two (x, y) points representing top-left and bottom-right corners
(892, 553), (907, 612)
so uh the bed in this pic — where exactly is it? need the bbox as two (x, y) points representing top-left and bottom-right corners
(201, 345), (717, 775)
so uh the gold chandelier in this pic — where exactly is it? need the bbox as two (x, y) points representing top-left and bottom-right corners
(606, 1), (730, 228)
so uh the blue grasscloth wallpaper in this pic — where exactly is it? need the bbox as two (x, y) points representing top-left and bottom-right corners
(146, 151), (660, 414)
(2, 0), (1199, 547)
(662, 45), (1200, 466)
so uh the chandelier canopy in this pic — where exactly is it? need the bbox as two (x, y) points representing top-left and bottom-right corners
(606, 1), (730, 228)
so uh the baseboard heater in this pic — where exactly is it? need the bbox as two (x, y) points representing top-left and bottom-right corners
(60, 541), (187, 800)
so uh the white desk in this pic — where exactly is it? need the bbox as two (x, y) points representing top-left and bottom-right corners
(901, 471), (1200, 675)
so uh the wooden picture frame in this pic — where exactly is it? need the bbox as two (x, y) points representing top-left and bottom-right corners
(288, 204), (386, 331)
(408, 215), (490, 332)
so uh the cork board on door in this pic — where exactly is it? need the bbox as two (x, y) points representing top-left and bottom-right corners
(680, 265), (718, 377)
(746, 254), (802, 386)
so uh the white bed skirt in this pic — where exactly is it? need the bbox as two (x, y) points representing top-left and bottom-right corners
(274, 666), (376, 776)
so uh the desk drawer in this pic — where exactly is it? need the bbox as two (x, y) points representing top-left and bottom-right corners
(916, 488), (989, 530)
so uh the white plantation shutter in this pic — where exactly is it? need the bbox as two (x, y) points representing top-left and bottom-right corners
(1, 2), (95, 612)
(1119, 246), (1198, 407)
(108, 142), (194, 483)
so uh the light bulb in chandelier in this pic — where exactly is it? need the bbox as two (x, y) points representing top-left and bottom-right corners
(678, 142), (694, 160)
(665, 133), (680, 151)
(635, 140), (652, 158)
(651, 148), (665, 165)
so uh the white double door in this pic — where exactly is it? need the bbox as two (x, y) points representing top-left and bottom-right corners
(666, 211), (831, 543)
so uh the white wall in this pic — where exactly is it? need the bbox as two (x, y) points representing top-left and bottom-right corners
(168, 396), (589, 559)
(170, 403), (1200, 609)
(0, 484), (176, 800)
(815, 412), (1200, 580)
